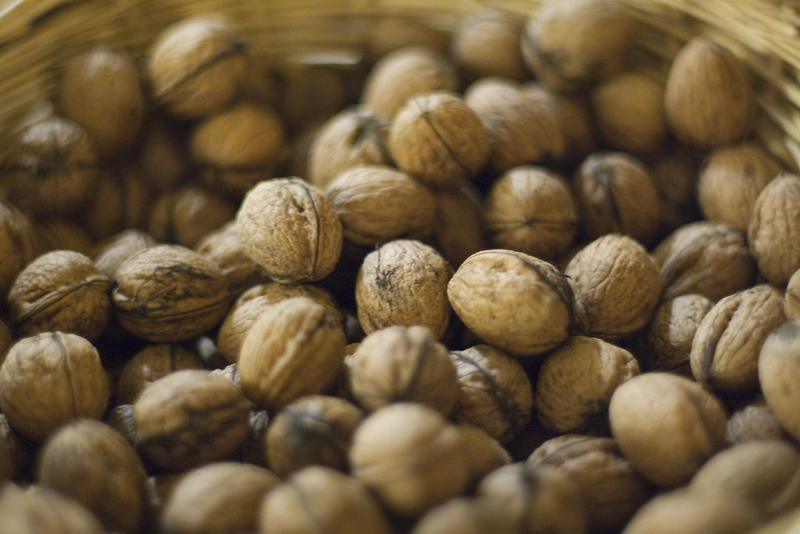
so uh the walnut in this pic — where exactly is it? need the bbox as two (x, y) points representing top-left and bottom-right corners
(240, 409), (269, 467)
(650, 148), (701, 234)
(0, 332), (109, 442)
(535, 336), (639, 433)
(389, 91), (489, 188)
(528, 434), (652, 533)
(0, 484), (104, 534)
(33, 219), (93, 256)
(431, 185), (486, 268)
(748, 173), (800, 286)
(163, 462), (279, 534)
(136, 118), (187, 193)
(758, 320), (800, 442)
(565, 234), (660, 339)
(349, 403), (469, 518)
(356, 239), (452, 338)
(104, 404), (137, 447)
(116, 344), (204, 404)
(259, 466), (393, 534)
(133, 369), (251, 470)
(572, 152), (661, 245)
(238, 297), (345, 410)
(664, 38), (754, 147)
(8, 250), (111, 341)
(236, 178), (342, 284)
(362, 47), (458, 118)
(520, 0), (635, 91)
(457, 424), (511, 485)
(0, 414), (28, 483)
(452, 9), (527, 81)
(786, 268), (800, 320)
(278, 59), (351, 131)
(523, 83), (596, 163)
(412, 498), (517, 534)
(191, 102), (286, 196)
(448, 249), (572, 356)
(147, 186), (236, 248)
(0, 201), (37, 298)
(348, 326), (458, 416)
(146, 15), (247, 118)
(93, 229), (156, 280)
(366, 18), (449, 61)
(37, 420), (147, 533)
(112, 244), (231, 343)
(265, 395), (364, 478)
(195, 221), (267, 295)
(726, 399), (786, 445)
(450, 344), (533, 443)
(690, 284), (785, 394)
(653, 221), (755, 301)
(609, 372), (727, 487)
(57, 46), (144, 160)
(81, 170), (151, 240)
(464, 78), (564, 173)
(698, 142), (782, 231)
(644, 294), (713, 372)
(483, 165), (577, 260)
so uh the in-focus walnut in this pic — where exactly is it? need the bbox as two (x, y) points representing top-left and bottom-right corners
(690, 284), (785, 394)
(0, 414), (28, 483)
(644, 294), (713, 372)
(664, 38), (754, 148)
(356, 239), (452, 338)
(238, 297), (345, 410)
(5, 117), (100, 217)
(448, 249), (572, 356)
(412, 497), (517, 534)
(0, 332), (109, 442)
(147, 185), (236, 248)
(259, 466), (393, 534)
(452, 9), (526, 81)
(726, 399), (786, 445)
(133, 369), (250, 471)
(366, 17), (449, 61)
(112, 244), (231, 343)
(450, 344), (533, 443)
(136, 118), (187, 192)
(58, 46), (144, 160)
(528, 434), (652, 533)
(609, 372), (727, 488)
(457, 424), (512, 485)
(38, 420), (147, 533)
(650, 147), (701, 234)
(464, 78), (564, 173)
(81, 170), (151, 240)
(520, 0), (634, 91)
(265, 395), (364, 478)
(786, 268), (800, 319)
(33, 219), (93, 256)
(362, 47), (458, 118)
(236, 178), (342, 284)
(432, 185), (486, 268)
(698, 141), (782, 231)
(591, 71), (666, 155)
(389, 91), (489, 189)
(477, 462), (588, 534)
(350, 403), (469, 518)
(759, 321), (800, 442)
(0, 201), (36, 298)
(307, 107), (391, 188)
(536, 336), (639, 433)
(348, 326), (458, 415)
(146, 15), (247, 118)
(163, 462), (279, 534)
(195, 221), (267, 295)
(191, 102), (286, 196)
(748, 173), (800, 286)
(217, 282), (341, 363)
(116, 344), (204, 405)
(565, 234), (660, 339)
(483, 165), (577, 260)
(8, 250), (111, 341)
(653, 221), (755, 301)
(0, 484), (104, 534)
(93, 229), (156, 280)
(523, 83), (596, 163)
(572, 152), (661, 245)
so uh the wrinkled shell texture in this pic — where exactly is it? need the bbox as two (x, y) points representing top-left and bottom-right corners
(645, 294), (713, 371)
(116, 344), (204, 404)
(759, 321), (800, 442)
(195, 221), (264, 294)
(748, 173), (800, 286)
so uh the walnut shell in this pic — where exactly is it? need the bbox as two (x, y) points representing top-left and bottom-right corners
(112, 244), (231, 343)
(195, 221), (266, 295)
(644, 294), (713, 372)
(523, 83), (596, 163)
(726, 400), (786, 446)
(8, 250), (111, 341)
(413, 498), (519, 534)
(236, 178), (343, 284)
(0, 484), (104, 534)
(0, 414), (29, 483)
(650, 148), (701, 234)
(136, 118), (187, 193)
(748, 173), (800, 286)
(452, 9), (526, 81)
(116, 344), (204, 404)
(786, 268), (800, 320)
(431, 185), (486, 268)
(759, 320), (800, 442)
(93, 229), (156, 280)
(81, 170), (151, 240)
(0, 201), (37, 298)
(33, 219), (93, 256)
(147, 186), (236, 248)
(457, 424), (512, 484)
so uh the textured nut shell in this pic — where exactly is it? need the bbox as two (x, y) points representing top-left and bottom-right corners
(8, 250), (111, 341)
(356, 240), (452, 339)
(452, 9), (526, 80)
(759, 321), (800, 442)
(112, 244), (231, 342)
(609, 372), (727, 487)
(536, 336), (640, 433)
(0, 484), (104, 534)
(38, 420), (147, 533)
(565, 234), (660, 338)
(349, 326), (457, 415)
(483, 165), (577, 260)
(528, 434), (652, 533)
(163, 462), (279, 534)
(748, 173), (800, 286)
(116, 344), (204, 404)
(133, 369), (250, 470)
(236, 178), (342, 283)
(432, 185), (486, 267)
(0, 202), (37, 298)
(147, 186), (236, 248)
(93, 229), (156, 279)
(389, 92), (489, 188)
(238, 297), (345, 410)
(450, 344), (533, 442)
(786, 268), (800, 320)
(645, 294), (713, 371)
(195, 221), (265, 295)
(349, 403), (469, 518)
(664, 38), (754, 147)
(726, 400), (786, 445)
(690, 284), (785, 394)
(449, 249), (572, 355)
(0, 332), (109, 442)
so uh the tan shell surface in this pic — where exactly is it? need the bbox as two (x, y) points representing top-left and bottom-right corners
(645, 294), (713, 372)
(748, 173), (800, 286)
(116, 344), (204, 405)
(759, 321), (800, 442)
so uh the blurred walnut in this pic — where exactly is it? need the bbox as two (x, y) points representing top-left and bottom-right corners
(748, 173), (800, 285)
(412, 498), (517, 534)
(93, 229), (156, 279)
(787, 268), (800, 319)
(81, 170), (150, 240)
(0, 484), (103, 534)
(726, 399), (786, 445)
(457, 424), (511, 485)
(523, 83), (596, 163)
(148, 185), (236, 248)
(759, 321), (800, 442)
(645, 294), (713, 372)
(195, 221), (267, 295)
(136, 118), (187, 192)
(432, 185), (485, 268)
(0, 202), (37, 298)
(116, 344), (203, 404)
(33, 219), (93, 256)
(366, 17), (449, 60)
(278, 58), (351, 130)
(0, 414), (28, 483)
(104, 404), (137, 447)
(452, 9), (526, 80)
(649, 148), (701, 234)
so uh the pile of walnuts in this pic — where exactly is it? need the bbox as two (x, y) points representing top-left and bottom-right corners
(1, 1), (800, 532)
